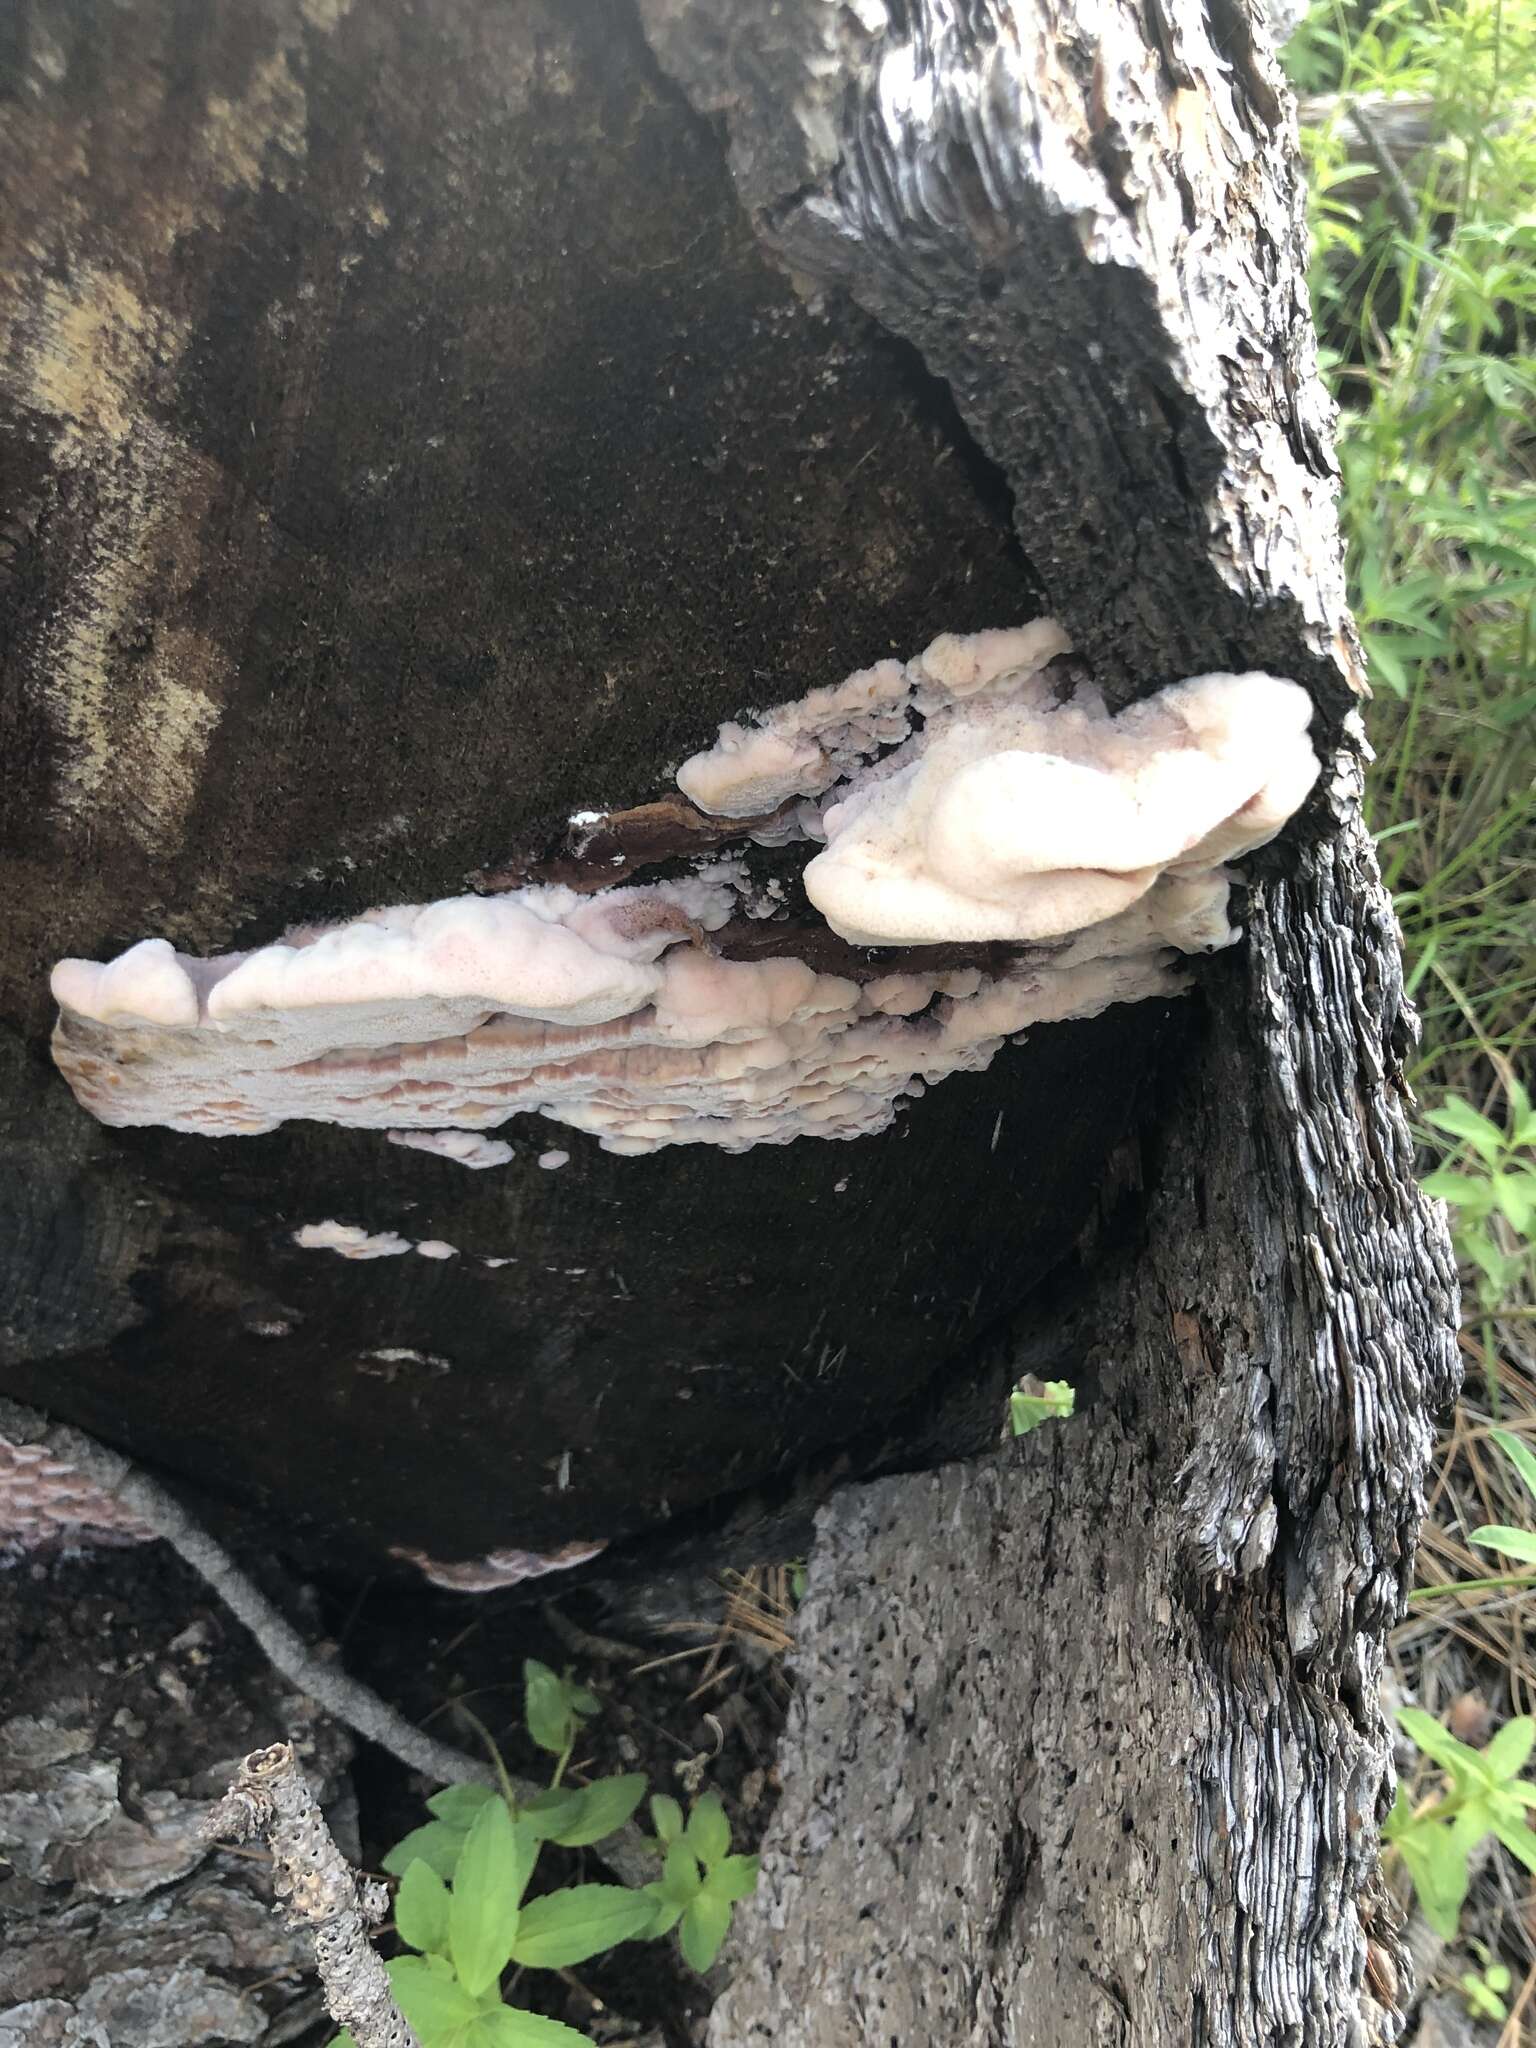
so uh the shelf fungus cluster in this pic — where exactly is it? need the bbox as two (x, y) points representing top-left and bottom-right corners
(50, 627), (1320, 1160)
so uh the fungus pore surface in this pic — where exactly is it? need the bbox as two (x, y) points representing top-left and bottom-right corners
(50, 627), (1319, 1158)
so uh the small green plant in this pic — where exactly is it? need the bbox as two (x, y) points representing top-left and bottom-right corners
(1384, 1707), (1536, 1936)
(643, 1790), (762, 1972)
(1421, 1084), (1536, 1308)
(1007, 1376), (1076, 1437)
(1468, 1425), (1536, 1570)
(335, 1660), (759, 2048)
(1459, 1944), (1513, 2021)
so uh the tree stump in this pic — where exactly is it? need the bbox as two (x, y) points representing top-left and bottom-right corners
(0, 1), (1458, 2042)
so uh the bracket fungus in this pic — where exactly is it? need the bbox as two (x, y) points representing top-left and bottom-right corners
(49, 628), (1320, 1160)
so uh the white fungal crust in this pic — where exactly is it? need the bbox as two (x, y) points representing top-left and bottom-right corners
(49, 629), (1319, 1159)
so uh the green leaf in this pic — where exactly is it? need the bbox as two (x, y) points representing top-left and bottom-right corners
(684, 1793), (731, 1867)
(428, 1785), (499, 1829)
(1491, 1430), (1536, 1510)
(1360, 629), (1409, 696)
(659, 1839), (702, 1904)
(519, 1787), (587, 1841)
(568, 1685), (601, 1719)
(650, 1794), (684, 1845)
(549, 1774), (647, 1847)
(386, 1957), (481, 2043)
(1424, 1096), (1507, 1166)
(1481, 1717), (1536, 1782)
(385, 1822), (468, 1881)
(1392, 1818), (1475, 1940)
(705, 1853), (760, 1903)
(450, 1799), (526, 1998)
(1461, 1971), (1510, 2022)
(524, 1661), (573, 1757)
(1489, 1808), (1536, 1875)
(508, 1884), (658, 1969)
(1397, 1705), (1493, 1787)
(396, 1859), (452, 1955)
(679, 1890), (733, 1972)
(640, 1880), (684, 1935)
(1008, 1379), (1076, 1437)
(1382, 1784), (1413, 1842)
(475, 2007), (595, 2048)
(1470, 1524), (1536, 1563)
(327, 2035), (356, 2048)
(1420, 1170), (1496, 1214)
(1493, 1173), (1536, 1233)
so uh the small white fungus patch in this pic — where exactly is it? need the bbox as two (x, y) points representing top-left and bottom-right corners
(293, 1220), (412, 1260)
(363, 1347), (451, 1373)
(387, 1129), (515, 1169)
(537, 1150), (571, 1170)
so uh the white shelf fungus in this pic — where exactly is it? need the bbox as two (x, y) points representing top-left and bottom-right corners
(50, 629), (1318, 1160)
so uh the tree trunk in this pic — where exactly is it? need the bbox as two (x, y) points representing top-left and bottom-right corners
(710, 804), (1457, 2047)
(0, 2), (1458, 2044)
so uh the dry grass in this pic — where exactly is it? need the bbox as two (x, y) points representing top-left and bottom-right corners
(632, 1567), (797, 1708)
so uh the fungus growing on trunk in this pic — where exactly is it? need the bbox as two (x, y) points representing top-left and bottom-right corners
(0, 1433), (154, 1554)
(48, 629), (1319, 1160)
(390, 1539), (607, 1591)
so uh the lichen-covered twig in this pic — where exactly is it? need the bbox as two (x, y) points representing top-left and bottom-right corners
(204, 1742), (417, 2048)
(0, 1396), (492, 1790)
